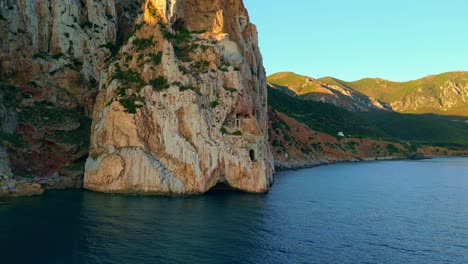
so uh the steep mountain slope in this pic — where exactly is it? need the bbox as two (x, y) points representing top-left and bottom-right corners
(270, 71), (468, 116)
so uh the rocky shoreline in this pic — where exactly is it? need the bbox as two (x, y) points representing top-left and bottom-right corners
(2, 154), (466, 197)
(274, 155), (437, 171)
(0, 174), (82, 197)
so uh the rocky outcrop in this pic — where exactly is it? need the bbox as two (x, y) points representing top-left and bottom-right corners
(391, 80), (468, 114)
(84, 0), (274, 195)
(298, 79), (392, 112)
(0, 0), (273, 196)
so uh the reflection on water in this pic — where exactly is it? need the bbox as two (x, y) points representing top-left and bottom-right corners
(1, 157), (468, 263)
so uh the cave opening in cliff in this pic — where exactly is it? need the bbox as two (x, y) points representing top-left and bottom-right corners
(249, 149), (256, 161)
(207, 178), (243, 194)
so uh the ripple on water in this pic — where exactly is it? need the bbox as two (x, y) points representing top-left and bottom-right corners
(0, 158), (467, 263)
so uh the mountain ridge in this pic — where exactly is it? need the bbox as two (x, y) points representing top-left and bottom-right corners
(268, 72), (392, 112)
(268, 71), (468, 116)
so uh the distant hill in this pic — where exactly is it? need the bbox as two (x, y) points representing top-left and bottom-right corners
(268, 71), (468, 116)
(267, 86), (468, 168)
(267, 71), (468, 168)
(267, 72), (391, 112)
(268, 86), (468, 146)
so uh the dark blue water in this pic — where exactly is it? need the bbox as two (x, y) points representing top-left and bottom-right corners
(1, 158), (468, 264)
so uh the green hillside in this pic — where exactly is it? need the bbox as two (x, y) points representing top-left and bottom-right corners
(343, 72), (468, 103)
(268, 72), (338, 95)
(268, 87), (468, 146)
(269, 71), (468, 116)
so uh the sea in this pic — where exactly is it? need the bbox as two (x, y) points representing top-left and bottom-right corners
(1, 157), (467, 263)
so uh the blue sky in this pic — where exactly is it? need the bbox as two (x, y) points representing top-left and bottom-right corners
(243, 0), (468, 82)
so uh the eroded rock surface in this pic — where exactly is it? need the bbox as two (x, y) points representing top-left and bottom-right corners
(0, 0), (144, 194)
(391, 80), (468, 114)
(84, 0), (274, 194)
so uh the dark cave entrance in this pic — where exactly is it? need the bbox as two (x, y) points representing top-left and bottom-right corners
(249, 149), (256, 161)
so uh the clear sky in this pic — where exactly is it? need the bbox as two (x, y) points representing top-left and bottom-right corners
(243, 0), (468, 82)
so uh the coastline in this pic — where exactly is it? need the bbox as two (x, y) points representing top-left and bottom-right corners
(2, 155), (467, 198)
(0, 174), (82, 198)
(273, 154), (468, 172)
(274, 157), (398, 172)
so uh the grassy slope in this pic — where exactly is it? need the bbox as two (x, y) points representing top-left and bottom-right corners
(268, 87), (468, 146)
(268, 72), (333, 95)
(342, 72), (468, 102)
(269, 71), (468, 115)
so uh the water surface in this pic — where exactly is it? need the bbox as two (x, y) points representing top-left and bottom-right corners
(1, 158), (468, 263)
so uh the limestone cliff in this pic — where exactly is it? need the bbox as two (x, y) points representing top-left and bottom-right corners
(0, 0), (144, 194)
(84, 0), (274, 194)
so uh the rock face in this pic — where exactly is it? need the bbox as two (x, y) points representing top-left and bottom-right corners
(84, 0), (274, 194)
(0, 0), (146, 192)
(0, 0), (273, 196)
(0, 92), (14, 182)
(0, 147), (11, 181)
(391, 79), (468, 114)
